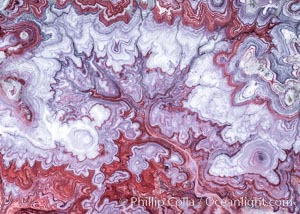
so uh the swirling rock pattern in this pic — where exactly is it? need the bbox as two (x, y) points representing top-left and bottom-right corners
(0, 0), (299, 213)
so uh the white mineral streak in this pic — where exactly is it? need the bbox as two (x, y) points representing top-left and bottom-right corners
(128, 143), (168, 175)
(209, 139), (286, 185)
(0, 56), (111, 161)
(1, 78), (22, 101)
(184, 40), (298, 149)
(0, 0), (9, 11)
(48, 104), (110, 161)
(0, 51), (6, 64)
